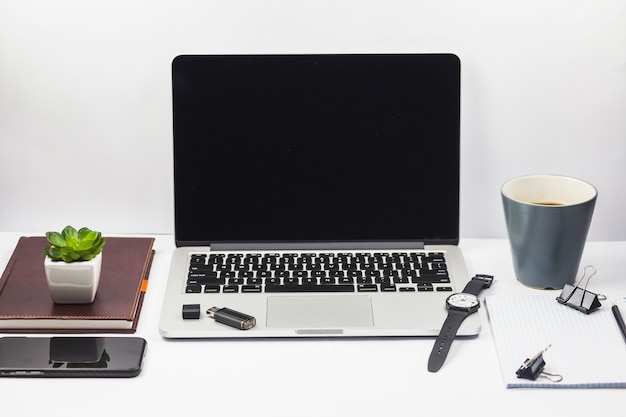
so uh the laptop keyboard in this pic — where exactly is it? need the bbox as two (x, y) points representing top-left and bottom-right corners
(185, 251), (453, 294)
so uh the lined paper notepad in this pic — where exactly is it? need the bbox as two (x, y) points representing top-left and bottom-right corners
(485, 294), (626, 388)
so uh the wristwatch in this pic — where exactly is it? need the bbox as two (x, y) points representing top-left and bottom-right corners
(427, 274), (494, 372)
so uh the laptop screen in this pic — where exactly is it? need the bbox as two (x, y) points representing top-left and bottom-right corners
(172, 54), (460, 246)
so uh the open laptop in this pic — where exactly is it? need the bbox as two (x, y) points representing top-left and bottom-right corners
(158, 53), (480, 338)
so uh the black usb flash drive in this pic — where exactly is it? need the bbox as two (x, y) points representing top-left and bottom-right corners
(206, 307), (256, 330)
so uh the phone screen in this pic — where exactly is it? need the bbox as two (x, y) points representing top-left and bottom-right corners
(0, 337), (147, 377)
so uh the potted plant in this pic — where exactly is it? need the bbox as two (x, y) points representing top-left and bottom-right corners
(43, 226), (106, 304)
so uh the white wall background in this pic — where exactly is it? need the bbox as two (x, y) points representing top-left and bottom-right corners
(1, 0), (625, 240)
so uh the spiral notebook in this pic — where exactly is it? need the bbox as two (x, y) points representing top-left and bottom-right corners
(485, 294), (626, 388)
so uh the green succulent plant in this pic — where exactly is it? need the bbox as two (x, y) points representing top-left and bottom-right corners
(43, 226), (106, 263)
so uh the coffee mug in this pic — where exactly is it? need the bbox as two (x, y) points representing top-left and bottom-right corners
(501, 174), (597, 289)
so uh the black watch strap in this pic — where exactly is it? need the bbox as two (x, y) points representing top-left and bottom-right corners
(428, 309), (467, 372)
(462, 274), (493, 296)
(427, 274), (494, 372)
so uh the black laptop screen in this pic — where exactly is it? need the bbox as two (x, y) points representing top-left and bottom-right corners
(172, 54), (460, 246)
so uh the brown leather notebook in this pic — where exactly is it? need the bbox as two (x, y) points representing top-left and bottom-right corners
(0, 236), (155, 333)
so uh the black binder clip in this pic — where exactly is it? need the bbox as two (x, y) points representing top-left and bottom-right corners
(556, 265), (602, 314)
(515, 345), (562, 383)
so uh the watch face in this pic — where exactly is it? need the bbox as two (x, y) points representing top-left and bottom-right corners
(447, 293), (479, 309)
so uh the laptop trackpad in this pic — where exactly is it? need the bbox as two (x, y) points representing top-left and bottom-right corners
(266, 295), (374, 329)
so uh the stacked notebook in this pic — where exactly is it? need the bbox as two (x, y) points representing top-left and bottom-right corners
(0, 236), (154, 333)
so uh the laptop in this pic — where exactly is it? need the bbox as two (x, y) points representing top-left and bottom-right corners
(158, 53), (480, 338)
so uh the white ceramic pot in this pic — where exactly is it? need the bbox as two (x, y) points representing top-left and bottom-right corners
(44, 253), (102, 304)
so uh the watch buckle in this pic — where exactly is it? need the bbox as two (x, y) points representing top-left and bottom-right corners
(474, 274), (494, 288)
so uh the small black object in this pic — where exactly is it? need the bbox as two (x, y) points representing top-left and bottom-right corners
(182, 304), (201, 319)
(207, 306), (256, 330)
(427, 274), (494, 372)
(611, 304), (626, 345)
(556, 284), (602, 314)
(516, 345), (562, 382)
(516, 349), (547, 380)
(556, 265), (601, 314)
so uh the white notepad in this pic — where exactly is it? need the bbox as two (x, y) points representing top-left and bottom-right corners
(485, 294), (626, 388)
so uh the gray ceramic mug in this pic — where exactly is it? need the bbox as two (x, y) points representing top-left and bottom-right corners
(501, 174), (597, 289)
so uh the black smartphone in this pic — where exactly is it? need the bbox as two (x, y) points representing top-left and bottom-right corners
(0, 336), (147, 378)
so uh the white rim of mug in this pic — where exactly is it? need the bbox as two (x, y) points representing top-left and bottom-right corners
(501, 174), (597, 207)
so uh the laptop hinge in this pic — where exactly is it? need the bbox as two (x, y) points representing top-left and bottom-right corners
(210, 242), (426, 251)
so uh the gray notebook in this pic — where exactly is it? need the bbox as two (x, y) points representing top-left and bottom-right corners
(158, 53), (479, 338)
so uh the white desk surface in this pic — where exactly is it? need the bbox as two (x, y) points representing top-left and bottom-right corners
(1, 232), (625, 416)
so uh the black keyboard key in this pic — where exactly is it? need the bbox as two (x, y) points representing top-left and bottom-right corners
(190, 255), (206, 264)
(375, 276), (392, 284)
(189, 271), (217, 279)
(330, 270), (345, 278)
(312, 270), (326, 279)
(204, 285), (220, 293)
(357, 284), (378, 292)
(186, 285), (202, 293)
(366, 270), (381, 279)
(326, 263), (340, 272)
(419, 269), (448, 277)
(223, 285), (239, 293)
(428, 253), (446, 263)
(317, 254), (331, 263)
(412, 277), (451, 284)
(242, 285), (262, 293)
(189, 264), (213, 272)
(383, 270), (400, 279)
(413, 269), (450, 283)
(391, 253), (407, 263)
(187, 271), (219, 283)
(377, 262), (393, 271)
(265, 284), (354, 293)
(188, 276), (225, 286)
(245, 254), (262, 264)
(401, 269), (417, 279)
(208, 254), (225, 264)
(289, 263), (305, 271)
